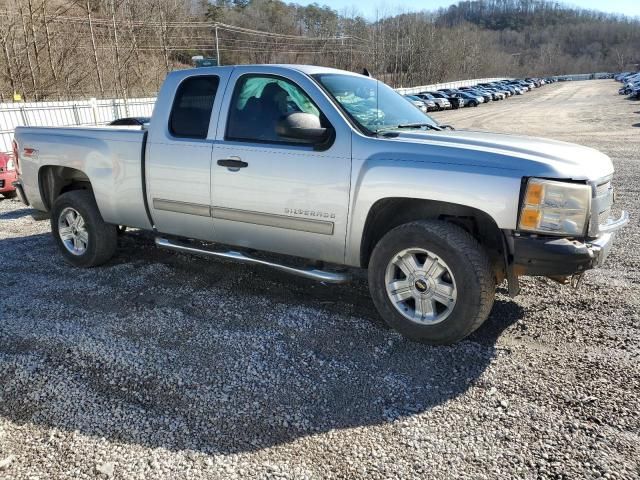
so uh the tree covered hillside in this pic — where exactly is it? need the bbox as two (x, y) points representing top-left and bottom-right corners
(440, 0), (640, 75)
(0, 0), (638, 100)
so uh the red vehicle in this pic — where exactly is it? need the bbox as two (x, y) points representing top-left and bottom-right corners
(0, 152), (17, 199)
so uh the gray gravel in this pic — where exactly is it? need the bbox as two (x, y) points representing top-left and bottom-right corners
(1, 80), (639, 479)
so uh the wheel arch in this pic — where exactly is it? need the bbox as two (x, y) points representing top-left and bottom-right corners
(359, 197), (506, 282)
(38, 165), (93, 211)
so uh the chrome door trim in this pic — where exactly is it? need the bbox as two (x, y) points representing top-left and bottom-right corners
(152, 200), (335, 235)
(153, 198), (211, 217)
(212, 206), (334, 235)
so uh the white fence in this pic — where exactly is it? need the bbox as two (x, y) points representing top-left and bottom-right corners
(395, 77), (509, 95)
(550, 72), (614, 81)
(0, 97), (155, 153)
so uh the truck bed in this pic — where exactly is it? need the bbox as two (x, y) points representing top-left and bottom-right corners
(14, 126), (152, 230)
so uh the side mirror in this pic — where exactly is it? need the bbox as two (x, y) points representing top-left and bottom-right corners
(276, 112), (331, 144)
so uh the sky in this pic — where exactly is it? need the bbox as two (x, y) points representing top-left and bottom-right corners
(290, 0), (640, 19)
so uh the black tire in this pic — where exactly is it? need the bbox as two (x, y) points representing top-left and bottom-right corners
(2, 190), (17, 199)
(473, 101), (479, 107)
(368, 220), (495, 345)
(51, 190), (117, 268)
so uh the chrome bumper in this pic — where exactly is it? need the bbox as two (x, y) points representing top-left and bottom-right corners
(598, 210), (629, 234)
(588, 210), (629, 267)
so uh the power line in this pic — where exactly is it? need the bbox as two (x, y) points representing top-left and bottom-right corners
(0, 11), (363, 42)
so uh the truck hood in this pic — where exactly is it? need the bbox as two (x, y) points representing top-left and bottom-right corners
(384, 129), (614, 180)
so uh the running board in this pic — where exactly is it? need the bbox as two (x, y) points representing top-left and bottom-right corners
(155, 237), (350, 284)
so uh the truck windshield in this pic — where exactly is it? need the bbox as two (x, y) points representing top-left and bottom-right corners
(312, 73), (438, 134)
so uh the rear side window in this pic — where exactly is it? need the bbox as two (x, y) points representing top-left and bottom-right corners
(169, 76), (219, 139)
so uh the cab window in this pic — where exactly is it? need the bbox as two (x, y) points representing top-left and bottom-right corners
(169, 75), (219, 139)
(226, 75), (322, 144)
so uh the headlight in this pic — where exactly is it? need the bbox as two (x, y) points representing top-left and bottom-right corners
(6, 159), (15, 171)
(518, 178), (591, 236)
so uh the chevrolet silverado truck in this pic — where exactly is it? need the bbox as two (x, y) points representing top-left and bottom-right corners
(12, 65), (629, 344)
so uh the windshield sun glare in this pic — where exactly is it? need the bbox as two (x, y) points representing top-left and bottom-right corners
(313, 73), (438, 134)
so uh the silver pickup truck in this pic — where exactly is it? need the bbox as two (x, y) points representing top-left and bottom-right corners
(12, 65), (629, 344)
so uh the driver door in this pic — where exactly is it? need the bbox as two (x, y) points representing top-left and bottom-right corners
(211, 70), (351, 264)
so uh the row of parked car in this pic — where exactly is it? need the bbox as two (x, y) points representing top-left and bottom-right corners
(615, 71), (640, 99)
(403, 77), (556, 112)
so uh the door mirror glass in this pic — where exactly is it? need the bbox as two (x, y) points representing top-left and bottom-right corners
(276, 112), (329, 143)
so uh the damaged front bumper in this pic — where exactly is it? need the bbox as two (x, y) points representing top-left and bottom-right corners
(505, 210), (629, 294)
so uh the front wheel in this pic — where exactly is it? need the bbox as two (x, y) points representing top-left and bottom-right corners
(368, 220), (495, 344)
(2, 190), (17, 199)
(51, 190), (117, 267)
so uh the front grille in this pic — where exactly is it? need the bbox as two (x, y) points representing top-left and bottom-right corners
(596, 181), (611, 197)
(590, 177), (614, 235)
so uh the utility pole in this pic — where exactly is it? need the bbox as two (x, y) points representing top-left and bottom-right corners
(215, 25), (220, 66)
(86, 0), (105, 98)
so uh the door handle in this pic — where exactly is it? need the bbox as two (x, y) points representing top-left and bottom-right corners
(217, 158), (248, 169)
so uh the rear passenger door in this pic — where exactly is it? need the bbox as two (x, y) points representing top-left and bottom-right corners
(146, 69), (232, 241)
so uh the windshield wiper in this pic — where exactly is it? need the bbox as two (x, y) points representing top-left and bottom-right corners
(395, 123), (443, 131)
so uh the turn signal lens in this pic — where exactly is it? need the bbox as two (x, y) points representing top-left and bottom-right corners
(525, 183), (544, 205)
(520, 208), (541, 229)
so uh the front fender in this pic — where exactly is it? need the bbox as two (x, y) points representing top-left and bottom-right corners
(344, 158), (522, 266)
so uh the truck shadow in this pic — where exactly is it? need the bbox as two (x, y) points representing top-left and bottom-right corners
(0, 207), (37, 220)
(0, 230), (524, 455)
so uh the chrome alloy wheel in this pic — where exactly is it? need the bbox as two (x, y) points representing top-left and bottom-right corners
(384, 248), (457, 325)
(58, 207), (89, 256)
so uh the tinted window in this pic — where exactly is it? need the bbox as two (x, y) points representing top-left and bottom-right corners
(169, 76), (219, 139)
(226, 75), (321, 144)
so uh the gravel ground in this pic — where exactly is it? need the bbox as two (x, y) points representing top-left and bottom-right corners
(1, 80), (639, 479)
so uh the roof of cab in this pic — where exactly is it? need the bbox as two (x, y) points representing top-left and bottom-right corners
(168, 64), (363, 78)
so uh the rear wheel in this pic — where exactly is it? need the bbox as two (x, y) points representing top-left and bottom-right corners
(51, 190), (117, 267)
(368, 220), (495, 344)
